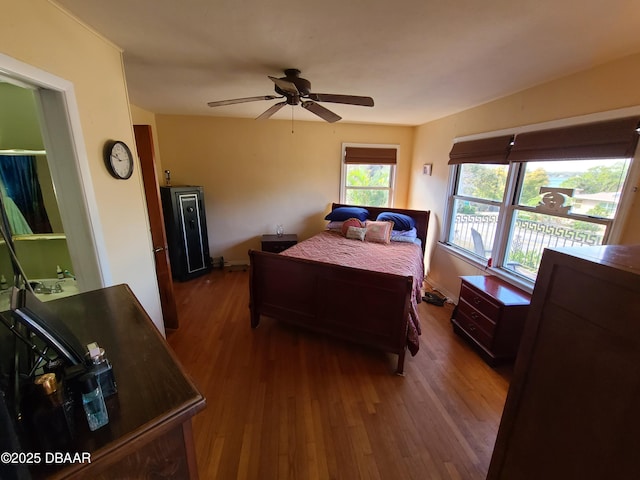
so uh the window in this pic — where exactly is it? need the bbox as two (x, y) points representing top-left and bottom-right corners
(445, 116), (639, 283)
(341, 144), (397, 207)
(448, 164), (507, 255)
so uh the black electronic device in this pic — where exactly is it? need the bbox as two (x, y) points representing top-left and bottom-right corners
(11, 288), (86, 366)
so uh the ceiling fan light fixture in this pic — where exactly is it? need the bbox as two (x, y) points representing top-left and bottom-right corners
(207, 68), (374, 123)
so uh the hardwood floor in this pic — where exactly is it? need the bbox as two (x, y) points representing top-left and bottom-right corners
(167, 269), (512, 480)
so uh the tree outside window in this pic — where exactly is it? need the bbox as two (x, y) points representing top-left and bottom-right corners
(345, 164), (391, 207)
(341, 145), (397, 207)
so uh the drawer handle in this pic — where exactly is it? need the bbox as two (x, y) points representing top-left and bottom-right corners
(468, 323), (476, 332)
(470, 311), (479, 320)
(473, 296), (481, 306)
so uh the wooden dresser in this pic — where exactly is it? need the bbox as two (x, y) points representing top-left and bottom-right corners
(451, 275), (531, 365)
(1, 285), (205, 479)
(487, 245), (640, 480)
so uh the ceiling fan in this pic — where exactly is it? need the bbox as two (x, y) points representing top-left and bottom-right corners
(207, 69), (374, 123)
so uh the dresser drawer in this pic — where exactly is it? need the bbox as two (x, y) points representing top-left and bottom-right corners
(455, 309), (493, 349)
(458, 298), (496, 335)
(460, 282), (501, 319)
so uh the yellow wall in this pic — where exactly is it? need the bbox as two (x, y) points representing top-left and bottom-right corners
(6, 0), (637, 336)
(409, 52), (640, 299)
(140, 53), (640, 297)
(155, 115), (415, 262)
(1, 0), (162, 331)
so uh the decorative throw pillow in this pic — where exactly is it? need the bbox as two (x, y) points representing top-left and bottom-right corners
(341, 217), (365, 236)
(324, 206), (369, 222)
(364, 220), (393, 244)
(346, 226), (366, 241)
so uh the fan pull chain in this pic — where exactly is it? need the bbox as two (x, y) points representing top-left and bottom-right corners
(291, 106), (294, 134)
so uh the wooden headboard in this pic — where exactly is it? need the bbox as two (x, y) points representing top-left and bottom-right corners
(331, 203), (430, 255)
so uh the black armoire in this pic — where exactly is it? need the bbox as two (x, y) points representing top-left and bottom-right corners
(160, 186), (211, 281)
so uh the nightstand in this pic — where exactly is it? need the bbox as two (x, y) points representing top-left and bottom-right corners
(451, 275), (531, 365)
(261, 234), (298, 253)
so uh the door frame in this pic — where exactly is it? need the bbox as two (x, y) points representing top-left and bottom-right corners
(0, 52), (108, 290)
(134, 124), (179, 329)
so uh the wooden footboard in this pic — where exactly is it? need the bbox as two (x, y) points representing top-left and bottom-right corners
(249, 249), (413, 374)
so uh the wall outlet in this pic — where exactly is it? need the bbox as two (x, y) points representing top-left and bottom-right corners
(423, 163), (433, 175)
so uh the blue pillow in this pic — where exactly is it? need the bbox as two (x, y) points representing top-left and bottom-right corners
(324, 206), (369, 222)
(376, 212), (416, 231)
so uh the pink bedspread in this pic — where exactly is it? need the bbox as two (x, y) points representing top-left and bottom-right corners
(281, 230), (424, 354)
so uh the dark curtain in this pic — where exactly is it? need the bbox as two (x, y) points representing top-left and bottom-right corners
(448, 135), (514, 165)
(508, 116), (640, 162)
(0, 155), (52, 234)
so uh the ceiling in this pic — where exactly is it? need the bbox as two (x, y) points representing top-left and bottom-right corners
(54, 0), (640, 126)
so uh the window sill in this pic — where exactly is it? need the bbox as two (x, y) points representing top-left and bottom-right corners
(438, 241), (535, 294)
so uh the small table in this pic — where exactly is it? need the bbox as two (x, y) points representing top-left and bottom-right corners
(261, 234), (298, 253)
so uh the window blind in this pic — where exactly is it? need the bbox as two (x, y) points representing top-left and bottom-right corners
(508, 116), (640, 162)
(448, 135), (513, 165)
(344, 147), (397, 164)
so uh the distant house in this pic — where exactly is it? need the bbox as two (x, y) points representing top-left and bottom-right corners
(571, 191), (621, 216)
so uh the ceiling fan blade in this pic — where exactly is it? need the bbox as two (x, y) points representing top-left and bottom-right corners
(256, 101), (287, 120)
(207, 95), (280, 107)
(301, 101), (342, 123)
(307, 93), (374, 107)
(268, 76), (299, 96)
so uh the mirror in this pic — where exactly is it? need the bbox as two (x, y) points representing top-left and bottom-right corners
(0, 82), (65, 235)
(0, 82), (74, 281)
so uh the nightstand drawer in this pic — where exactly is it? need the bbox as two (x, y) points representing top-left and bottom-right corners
(458, 298), (496, 335)
(455, 310), (493, 349)
(261, 234), (298, 253)
(460, 283), (501, 319)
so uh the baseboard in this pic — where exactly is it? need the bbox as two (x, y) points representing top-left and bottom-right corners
(224, 260), (249, 272)
(424, 276), (459, 305)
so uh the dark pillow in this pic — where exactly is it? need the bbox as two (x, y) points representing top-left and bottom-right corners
(376, 212), (416, 231)
(324, 206), (369, 222)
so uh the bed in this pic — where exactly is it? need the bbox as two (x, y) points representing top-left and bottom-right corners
(248, 203), (430, 374)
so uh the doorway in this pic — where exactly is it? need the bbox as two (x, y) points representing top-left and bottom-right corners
(0, 82), (72, 280)
(0, 52), (107, 291)
(134, 124), (179, 329)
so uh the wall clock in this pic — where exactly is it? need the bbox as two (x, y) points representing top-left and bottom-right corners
(104, 140), (134, 179)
